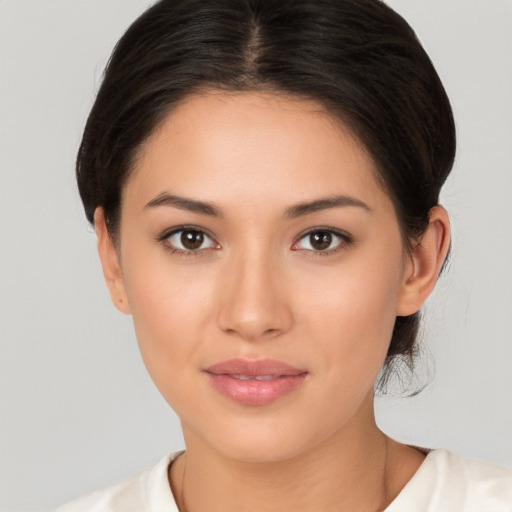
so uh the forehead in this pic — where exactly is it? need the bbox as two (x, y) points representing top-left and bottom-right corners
(125, 91), (389, 214)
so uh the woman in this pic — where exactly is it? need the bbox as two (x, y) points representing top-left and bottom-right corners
(57, 0), (512, 510)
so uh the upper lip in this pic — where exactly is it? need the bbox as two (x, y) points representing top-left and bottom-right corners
(205, 358), (307, 377)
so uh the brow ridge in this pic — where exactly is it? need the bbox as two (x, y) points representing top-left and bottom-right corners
(145, 192), (222, 217)
(284, 195), (371, 218)
(145, 192), (370, 218)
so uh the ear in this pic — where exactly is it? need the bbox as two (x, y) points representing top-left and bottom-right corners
(94, 208), (131, 315)
(396, 206), (451, 316)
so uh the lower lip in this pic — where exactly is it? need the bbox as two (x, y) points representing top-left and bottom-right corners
(206, 373), (307, 406)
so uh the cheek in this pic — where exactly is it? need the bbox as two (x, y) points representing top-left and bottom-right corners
(300, 251), (402, 332)
(121, 257), (218, 398)
(295, 250), (404, 382)
(284, 264), (401, 440)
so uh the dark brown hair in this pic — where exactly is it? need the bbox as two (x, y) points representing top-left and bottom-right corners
(77, 0), (456, 390)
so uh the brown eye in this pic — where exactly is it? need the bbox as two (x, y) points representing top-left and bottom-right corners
(181, 230), (204, 250)
(310, 231), (332, 251)
(164, 228), (217, 253)
(293, 229), (349, 253)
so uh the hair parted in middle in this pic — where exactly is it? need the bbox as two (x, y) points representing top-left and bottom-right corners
(76, 0), (456, 391)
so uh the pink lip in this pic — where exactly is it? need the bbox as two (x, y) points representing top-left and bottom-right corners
(204, 358), (308, 406)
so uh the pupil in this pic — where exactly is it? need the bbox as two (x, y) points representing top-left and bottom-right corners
(311, 231), (332, 250)
(181, 230), (204, 250)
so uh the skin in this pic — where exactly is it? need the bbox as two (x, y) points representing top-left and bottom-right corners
(96, 92), (450, 511)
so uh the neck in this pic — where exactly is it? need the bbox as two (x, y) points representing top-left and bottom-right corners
(169, 396), (423, 512)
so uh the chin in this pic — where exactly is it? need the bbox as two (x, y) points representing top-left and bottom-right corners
(214, 434), (310, 464)
(184, 409), (335, 464)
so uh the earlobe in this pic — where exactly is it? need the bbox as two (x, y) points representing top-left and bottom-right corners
(396, 206), (451, 316)
(94, 208), (131, 315)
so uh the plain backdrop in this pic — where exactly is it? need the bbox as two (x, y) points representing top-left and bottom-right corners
(1, 1), (511, 510)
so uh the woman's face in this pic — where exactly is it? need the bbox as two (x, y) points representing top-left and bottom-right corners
(110, 92), (415, 461)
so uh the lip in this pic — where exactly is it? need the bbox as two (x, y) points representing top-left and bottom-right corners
(204, 358), (308, 406)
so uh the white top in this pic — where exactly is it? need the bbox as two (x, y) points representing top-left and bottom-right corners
(56, 449), (512, 511)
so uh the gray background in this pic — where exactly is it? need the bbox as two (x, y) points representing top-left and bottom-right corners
(1, 1), (511, 510)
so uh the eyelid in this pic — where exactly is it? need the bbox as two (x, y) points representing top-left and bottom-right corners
(157, 225), (351, 256)
(291, 227), (352, 254)
(157, 225), (220, 255)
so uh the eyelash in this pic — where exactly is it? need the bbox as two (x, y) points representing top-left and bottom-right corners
(157, 226), (352, 257)
(292, 227), (352, 256)
(157, 225), (219, 258)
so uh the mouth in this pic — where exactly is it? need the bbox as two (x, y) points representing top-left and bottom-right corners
(229, 374), (285, 381)
(204, 358), (308, 406)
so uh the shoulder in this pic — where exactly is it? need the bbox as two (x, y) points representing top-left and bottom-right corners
(55, 452), (181, 512)
(387, 448), (512, 512)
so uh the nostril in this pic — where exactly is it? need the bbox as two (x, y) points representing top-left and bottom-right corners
(216, 268), (293, 341)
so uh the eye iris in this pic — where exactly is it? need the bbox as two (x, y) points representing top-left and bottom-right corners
(311, 231), (332, 250)
(181, 230), (204, 250)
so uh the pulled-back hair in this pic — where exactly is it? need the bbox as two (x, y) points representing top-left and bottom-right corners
(77, 0), (456, 390)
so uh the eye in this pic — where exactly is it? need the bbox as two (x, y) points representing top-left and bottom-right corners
(160, 227), (219, 254)
(293, 229), (350, 254)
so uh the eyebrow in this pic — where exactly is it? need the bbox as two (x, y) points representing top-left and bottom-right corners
(284, 195), (371, 218)
(145, 192), (223, 217)
(144, 192), (371, 218)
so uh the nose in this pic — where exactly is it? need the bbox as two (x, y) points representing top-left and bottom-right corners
(216, 249), (293, 342)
